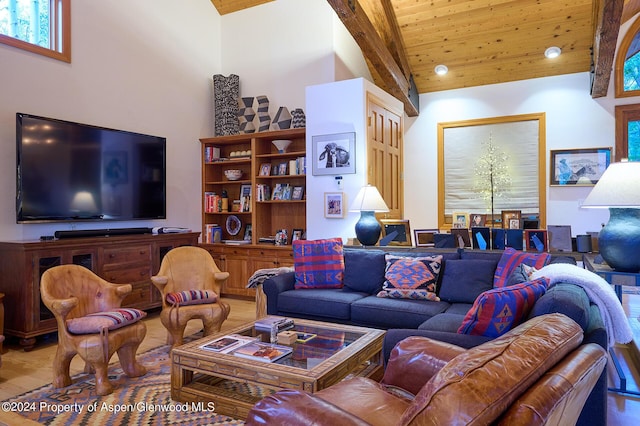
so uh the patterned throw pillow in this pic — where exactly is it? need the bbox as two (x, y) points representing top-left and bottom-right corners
(457, 277), (549, 338)
(293, 238), (345, 289)
(377, 255), (442, 300)
(493, 248), (551, 288)
(66, 308), (146, 335)
(166, 290), (218, 306)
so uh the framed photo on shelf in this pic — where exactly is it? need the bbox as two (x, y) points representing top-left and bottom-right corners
(312, 132), (356, 175)
(548, 225), (573, 252)
(278, 162), (288, 176)
(324, 192), (345, 218)
(380, 219), (412, 246)
(291, 186), (305, 200)
(259, 163), (272, 176)
(414, 229), (438, 247)
(451, 211), (469, 229)
(291, 228), (304, 242)
(501, 210), (521, 229)
(549, 147), (611, 186)
(243, 224), (252, 241)
(470, 213), (486, 227)
(525, 229), (548, 252)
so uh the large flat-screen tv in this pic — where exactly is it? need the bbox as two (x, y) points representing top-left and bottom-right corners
(16, 113), (167, 223)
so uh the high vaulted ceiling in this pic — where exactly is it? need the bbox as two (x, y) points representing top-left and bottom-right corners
(211, 1), (640, 116)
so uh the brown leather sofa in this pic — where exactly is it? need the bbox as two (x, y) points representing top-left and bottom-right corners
(245, 313), (607, 426)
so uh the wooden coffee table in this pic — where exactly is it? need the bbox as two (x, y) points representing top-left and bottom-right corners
(171, 318), (385, 419)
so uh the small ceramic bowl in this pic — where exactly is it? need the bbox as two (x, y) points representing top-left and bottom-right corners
(224, 169), (243, 180)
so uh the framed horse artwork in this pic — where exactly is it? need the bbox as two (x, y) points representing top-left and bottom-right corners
(311, 132), (356, 175)
(550, 147), (611, 186)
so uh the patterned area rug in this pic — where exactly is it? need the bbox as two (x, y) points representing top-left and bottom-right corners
(1, 345), (244, 425)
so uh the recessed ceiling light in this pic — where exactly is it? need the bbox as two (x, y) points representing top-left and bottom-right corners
(544, 46), (561, 59)
(434, 64), (448, 75)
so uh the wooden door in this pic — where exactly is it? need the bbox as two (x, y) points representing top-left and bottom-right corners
(367, 94), (403, 219)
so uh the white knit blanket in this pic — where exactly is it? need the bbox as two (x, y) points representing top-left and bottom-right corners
(531, 263), (633, 347)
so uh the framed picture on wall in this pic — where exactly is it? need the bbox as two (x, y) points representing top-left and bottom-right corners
(324, 192), (345, 218)
(312, 132), (356, 175)
(550, 147), (611, 186)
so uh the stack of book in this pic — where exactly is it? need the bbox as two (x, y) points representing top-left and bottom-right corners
(255, 316), (294, 333)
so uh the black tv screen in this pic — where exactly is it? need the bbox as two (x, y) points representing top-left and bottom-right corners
(16, 113), (167, 223)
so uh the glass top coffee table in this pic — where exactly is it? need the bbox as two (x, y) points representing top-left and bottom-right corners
(171, 318), (385, 419)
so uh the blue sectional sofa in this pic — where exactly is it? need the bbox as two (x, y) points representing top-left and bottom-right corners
(262, 247), (607, 426)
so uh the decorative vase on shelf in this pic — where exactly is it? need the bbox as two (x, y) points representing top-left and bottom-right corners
(291, 108), (306, 128)
(272, 106), (292, 130)
(272, 139), (292, 153)
(238, 97), (256, 134)
(256, 95), (271, 132)
(213, 74), (239, 136)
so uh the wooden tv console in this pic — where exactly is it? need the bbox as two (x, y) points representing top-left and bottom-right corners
(0, 232), (199, 350)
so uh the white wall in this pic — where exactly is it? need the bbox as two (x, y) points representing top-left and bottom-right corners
(305, 78), (403, 242)
(0, 0), (221, 240)
(219, 0), (338, 119)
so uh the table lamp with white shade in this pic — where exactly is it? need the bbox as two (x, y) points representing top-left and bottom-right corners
(581, 160), (640, 272)
(349, 185), (389, 246)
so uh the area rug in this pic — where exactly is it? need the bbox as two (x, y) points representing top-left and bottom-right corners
(1, 344), (244, 425)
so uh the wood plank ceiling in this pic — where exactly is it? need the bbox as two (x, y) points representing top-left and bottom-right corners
(211, 1), (640, 116)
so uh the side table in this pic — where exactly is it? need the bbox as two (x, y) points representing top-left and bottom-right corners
(583, 254), (640, 396)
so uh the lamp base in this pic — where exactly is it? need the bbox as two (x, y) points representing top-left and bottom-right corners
(355, 211), (381, 246)
(599, 208), (640, 272)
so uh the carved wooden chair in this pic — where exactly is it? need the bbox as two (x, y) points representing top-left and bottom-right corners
(151, 246), (230, 348)
(40, 265), (147, 396)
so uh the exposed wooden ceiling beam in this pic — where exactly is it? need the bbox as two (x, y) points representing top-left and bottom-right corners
(622, 0), (640, 23)
(591, 0), (624, 98)
(327, 0), (419, 116)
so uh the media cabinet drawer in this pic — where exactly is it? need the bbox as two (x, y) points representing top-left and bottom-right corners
(103, 265), (151, 284)
(103, 245), (151, 265)
(121, 282), (151, 308)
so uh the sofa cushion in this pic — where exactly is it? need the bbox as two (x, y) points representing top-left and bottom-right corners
(293, 238), (345, 289)
(458, 277), (549, 337)
(505, 263), (537, 287)
(277, 288), (365, 321)
(343, 248), (386, 294)
(351, 296), (450, 329)
(66, 308), (146, 334)
(528, 283), (591, 331)
(438, 259), (497, 303)
(418, 313), (466, 333)
(165, 289), (217, 306)
(493, 248), (551, 288)
(377, 255), (442, 300)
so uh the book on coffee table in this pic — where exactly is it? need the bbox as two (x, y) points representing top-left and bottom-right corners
(232, 341), (293, 363)
(200, 334), (258, 354)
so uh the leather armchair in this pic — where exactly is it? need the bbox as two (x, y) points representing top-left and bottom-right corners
(246, 313), (607, 426)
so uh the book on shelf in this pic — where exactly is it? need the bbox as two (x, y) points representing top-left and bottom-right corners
(256, 184), (271, 201)
(200, 333), (259, 354)
(232, 341), (293, 363)
(223, 239), (251, 245)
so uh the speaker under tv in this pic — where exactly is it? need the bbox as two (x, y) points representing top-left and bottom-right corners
(54, 227), (152, 239)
